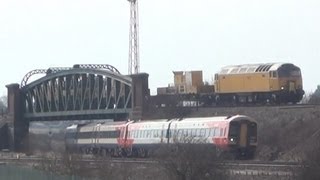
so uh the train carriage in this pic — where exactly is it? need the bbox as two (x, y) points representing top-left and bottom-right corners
(169, 115), (257, 158)
(125, 120), (171, 157)
(65, 121), (128, 156)
(65, 115), (258, 159)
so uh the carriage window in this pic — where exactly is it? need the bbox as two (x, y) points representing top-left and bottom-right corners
(191, 129), (196, 137)
(147, 130), (152, 138)
(200, 129), (206, 137)
(144, 130), (146, 138)
(212, 128), (216, 137)
(153, 130), (157, 138)
(168, 129), (174, 138)
(205, 129), (210, 137)
(187, 129), (192, 137)
(215, 128), (220, 136)
(183, 129), (188, 137)
(208, 128), (213, 137)
(166, 130), (172, 138)
(177, 129), (184, 137)
(196, 129), (201, 136)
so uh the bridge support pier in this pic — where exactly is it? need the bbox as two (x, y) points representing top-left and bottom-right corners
(6, 83), (28, 152)
(130, 73), (149, 120)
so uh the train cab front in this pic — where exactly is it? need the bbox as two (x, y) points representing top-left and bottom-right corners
(276, 63), (304, 103)
(228, 119), (257, 159)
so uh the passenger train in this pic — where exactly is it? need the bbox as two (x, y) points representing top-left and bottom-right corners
(65, 115), (258, 159)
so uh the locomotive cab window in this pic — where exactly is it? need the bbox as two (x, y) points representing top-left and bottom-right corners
(270, 71), (277, 78)
(214, 74), (218, 80)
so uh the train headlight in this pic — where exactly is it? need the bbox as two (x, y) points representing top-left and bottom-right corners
(230, 138), (234, 142)
(281, 86), (284, 90)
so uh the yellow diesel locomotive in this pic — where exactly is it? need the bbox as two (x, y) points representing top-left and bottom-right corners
(214, 63), (304, 104)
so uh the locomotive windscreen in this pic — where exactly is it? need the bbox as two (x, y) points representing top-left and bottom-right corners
(278, 64), (301, 77)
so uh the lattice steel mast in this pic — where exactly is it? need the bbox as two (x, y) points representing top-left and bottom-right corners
(128, 0), (140, 74)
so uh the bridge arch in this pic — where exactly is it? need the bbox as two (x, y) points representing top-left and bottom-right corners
(21, 65), (132, 121)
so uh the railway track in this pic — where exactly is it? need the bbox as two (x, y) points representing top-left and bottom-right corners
(154, 102), (319, 109)
(277, 104), (317, 109)
(222, 160), (302, 176)
(0, 155), (304, 175)
(182, 103), (320, 110)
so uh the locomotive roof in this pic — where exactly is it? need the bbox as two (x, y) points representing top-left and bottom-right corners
(218, 63), (295, 74)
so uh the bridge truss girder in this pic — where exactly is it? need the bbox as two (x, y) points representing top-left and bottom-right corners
(22, 69), (132, 120)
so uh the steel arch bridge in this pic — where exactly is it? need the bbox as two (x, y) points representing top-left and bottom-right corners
(20, 64), (132, 121)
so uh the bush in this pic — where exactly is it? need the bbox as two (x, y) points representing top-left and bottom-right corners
(154, 138), (226, 180)
(298, 142), (320, 180)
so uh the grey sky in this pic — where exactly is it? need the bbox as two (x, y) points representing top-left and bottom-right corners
(0, 0), (319, 96)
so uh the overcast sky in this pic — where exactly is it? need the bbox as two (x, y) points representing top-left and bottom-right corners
(0, 0), (319, 96)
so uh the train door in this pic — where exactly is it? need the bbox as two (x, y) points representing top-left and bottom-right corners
(91, 126), (95, 145)
(239, 123), (248, 148)
(92, 124), (100, 146)
(96, 124), (101, 145)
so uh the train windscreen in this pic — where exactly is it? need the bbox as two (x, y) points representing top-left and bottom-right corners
(247, 122), (257, 143)
(229, 122), (240, 143)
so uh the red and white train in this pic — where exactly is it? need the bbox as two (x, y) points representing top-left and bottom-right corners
(65, 115), (258, 159)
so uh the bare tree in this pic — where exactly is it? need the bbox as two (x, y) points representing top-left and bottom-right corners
(0, 95), (7, 115)
(154, 137), (226, 180)
(298, 135), (320, 180)
(308, 85), (320, 104)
